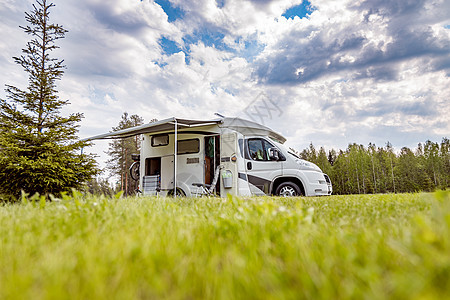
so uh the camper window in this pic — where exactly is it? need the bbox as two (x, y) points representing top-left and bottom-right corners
(177, 139), (200, 155)
(248, 138), (273, 161)
(152, 134), (169, 147)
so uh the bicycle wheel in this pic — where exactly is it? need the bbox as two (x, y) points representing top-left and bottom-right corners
(129, 161), (140, 181)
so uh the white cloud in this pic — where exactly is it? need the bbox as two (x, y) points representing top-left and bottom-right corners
(0, 0), (449, 174)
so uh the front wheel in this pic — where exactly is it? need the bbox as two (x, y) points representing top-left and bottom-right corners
(275, 182), (302, 197)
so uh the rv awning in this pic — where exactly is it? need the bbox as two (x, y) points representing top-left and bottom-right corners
(83, 116), (286, 144)
(83, 117), (222, 141)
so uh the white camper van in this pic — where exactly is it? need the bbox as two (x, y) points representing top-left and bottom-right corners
(87, 117), (332, 197)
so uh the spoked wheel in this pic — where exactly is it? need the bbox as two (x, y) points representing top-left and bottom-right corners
(129, 161), (140, 181)
(276, 182), (302, 197)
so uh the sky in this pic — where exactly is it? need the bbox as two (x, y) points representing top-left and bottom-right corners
(0, 0), (449, 175)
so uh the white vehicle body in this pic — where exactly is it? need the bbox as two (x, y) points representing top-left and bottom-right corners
(87, 117), (332, 197)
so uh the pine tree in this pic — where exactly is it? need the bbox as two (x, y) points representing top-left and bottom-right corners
(440, 138), (450, 188)
(385, 142), (397, 193)
(84, 177), (115, 197)
(0, 0), (97, 199)
(327, 149), (336, 166)
(424, 140), (441, 188)
(106, 113), (145, 195)
(317, 147), (331, 175)
(329, 150), (347, 194)
(368, 143), (379, 194)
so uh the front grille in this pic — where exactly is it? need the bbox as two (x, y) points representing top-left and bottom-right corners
(324, 174), (331, 184)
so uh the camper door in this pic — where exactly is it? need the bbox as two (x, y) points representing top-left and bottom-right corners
(161, 155), (174, 190)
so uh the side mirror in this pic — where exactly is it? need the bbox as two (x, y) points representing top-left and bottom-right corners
(268, 148), (280, 161)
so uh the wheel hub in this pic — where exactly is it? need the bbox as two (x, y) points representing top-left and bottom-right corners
(279, 186), (297, 197)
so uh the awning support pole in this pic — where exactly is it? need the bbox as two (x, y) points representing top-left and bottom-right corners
(174, 119), (177, 198)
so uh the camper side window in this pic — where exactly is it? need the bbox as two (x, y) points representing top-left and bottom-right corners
(152, 134), (169, 147)
(247, 139), (273, 161)
(177, 139), (200, 155)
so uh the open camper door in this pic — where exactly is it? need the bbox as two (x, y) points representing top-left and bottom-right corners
(220, 132), (239, 196)
(204, 135), (220, 188)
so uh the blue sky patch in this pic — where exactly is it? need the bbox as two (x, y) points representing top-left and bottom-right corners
(216, 0), (225, 9)
(183, 28), (235, 53)
(159, 28), (236, 65)
(237, 37), (265, 62)
(282, 1), (316, 20)
(159, 37), (182, 55)
(445, 25), (450, 29)
(154, 0), (184, 22)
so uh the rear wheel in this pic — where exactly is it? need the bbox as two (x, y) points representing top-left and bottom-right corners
(275, 182), (302, 197)
(167, 188), (186, 197)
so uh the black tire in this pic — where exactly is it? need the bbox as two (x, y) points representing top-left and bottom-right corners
(275, 182), (302, 197)
(129, 161), (140, 181)
(167, 188), (186, 197)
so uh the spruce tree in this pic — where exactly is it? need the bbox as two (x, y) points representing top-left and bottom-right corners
(0, 0), (97, 199)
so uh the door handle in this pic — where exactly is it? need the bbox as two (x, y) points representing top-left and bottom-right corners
(247, 162), (252, 170)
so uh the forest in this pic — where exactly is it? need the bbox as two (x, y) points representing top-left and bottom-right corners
(299, 138), (450, 195)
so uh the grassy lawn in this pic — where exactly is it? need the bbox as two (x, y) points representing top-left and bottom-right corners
(1, 192), (449, 299)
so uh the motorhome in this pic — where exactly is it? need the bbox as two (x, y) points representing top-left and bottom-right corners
(86, 117), (332, 197)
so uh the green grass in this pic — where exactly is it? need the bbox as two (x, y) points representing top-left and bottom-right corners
(1, 192), (449, 299)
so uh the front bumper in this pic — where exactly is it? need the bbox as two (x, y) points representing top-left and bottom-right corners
(305, 172), (332, 196)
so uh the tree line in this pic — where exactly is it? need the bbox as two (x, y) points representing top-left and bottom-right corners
(299, 139), (450, 195)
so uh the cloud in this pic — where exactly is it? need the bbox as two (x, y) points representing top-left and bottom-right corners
(0, 1), (32, 88)
(1, 0), (449, 172)
(254, 0), (450, 84)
